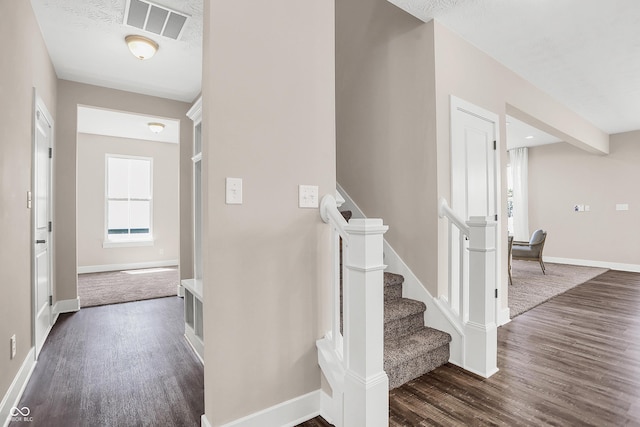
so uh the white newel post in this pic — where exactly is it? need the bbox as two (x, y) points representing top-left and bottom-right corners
(342, 218), (389, 427)
(464, 216), (499, 378)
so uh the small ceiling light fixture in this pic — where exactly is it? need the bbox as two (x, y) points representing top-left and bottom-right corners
(125, 35), (159, 60)
(525, 135), (534, 139)
(148, 122), (165, 133)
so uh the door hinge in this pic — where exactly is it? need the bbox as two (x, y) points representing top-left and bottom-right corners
(49, 147), (53, 158)
(495, 289), (498, 298)
(493, 140), (496, 150)
(495, 214), (498, 221)
(48, 221), (52, 232)
(49, 295), (53, 306)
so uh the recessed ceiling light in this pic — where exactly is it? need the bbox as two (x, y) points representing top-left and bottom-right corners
(525, 135), (534, 139)
(125, 35), (158, 60)
(148, 122), (165, 133)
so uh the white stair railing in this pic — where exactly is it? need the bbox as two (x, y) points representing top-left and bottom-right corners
(438, 197), (498, 378)
(317, 194), (389, 427)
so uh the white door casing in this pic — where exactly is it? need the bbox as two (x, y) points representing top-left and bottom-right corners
(449, 96), (501, 323)
(33, 92), (54, 358)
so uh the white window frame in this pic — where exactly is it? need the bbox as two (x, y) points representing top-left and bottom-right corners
(103, 154), (154, 248)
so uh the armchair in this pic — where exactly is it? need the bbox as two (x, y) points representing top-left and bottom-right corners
(512, 229), (547, 274)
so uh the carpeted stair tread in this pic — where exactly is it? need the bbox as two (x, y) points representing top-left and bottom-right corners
(384, 272), (404, 287)
(384, 298), (425, 324)
(384, 327), (452, 370)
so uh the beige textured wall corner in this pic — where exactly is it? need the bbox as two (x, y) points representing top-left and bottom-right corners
(528, 132), (640, 266)
(202, 0), (335, 424)
(0, 0), (57, 406)
(336, 0), (439, 295)
(77, 134), (180, 268)
(55, 80), (192, 300)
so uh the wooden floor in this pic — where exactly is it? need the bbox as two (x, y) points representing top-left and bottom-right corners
(301, 270), (640, 426)
(10, 297), (204, 427)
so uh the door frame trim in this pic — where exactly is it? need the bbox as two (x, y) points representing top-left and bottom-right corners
(32, 89), (55, 359)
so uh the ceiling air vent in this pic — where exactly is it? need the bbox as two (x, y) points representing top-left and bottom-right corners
(124, 0), (189, 40)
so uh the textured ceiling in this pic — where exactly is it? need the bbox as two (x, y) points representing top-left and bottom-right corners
(31, 0), (640, 135)
(388, 0), (640, 135)
(31, 0), (202, 103)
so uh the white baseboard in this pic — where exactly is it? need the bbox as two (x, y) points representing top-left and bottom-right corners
(77, 259), (179, 274)
(544, 256), (640, 273)
(497, 307), (511, 326)
(213, 390), (320, 427)
(201, 414), (212, 427)
(53, 298), (80, 315)
(1, 348), (36, 427)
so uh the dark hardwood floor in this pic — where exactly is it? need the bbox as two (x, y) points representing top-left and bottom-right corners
(300, 270), (640, 426)
(10, 296), (204, 427)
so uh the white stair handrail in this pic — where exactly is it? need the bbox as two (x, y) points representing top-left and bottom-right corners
(438, 197), (469, 236)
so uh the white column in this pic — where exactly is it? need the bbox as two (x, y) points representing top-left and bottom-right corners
(342, 218), (389, 427)
(464, 216), (499, 378)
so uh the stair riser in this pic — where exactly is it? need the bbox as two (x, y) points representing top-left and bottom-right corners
(386, 344), (450, 390)
(384, 312), (423, 341)
(384, 283), (402, 300)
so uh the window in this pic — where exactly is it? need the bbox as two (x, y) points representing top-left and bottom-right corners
(105, 155), (153, 246)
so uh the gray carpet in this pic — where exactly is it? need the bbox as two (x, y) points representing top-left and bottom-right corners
(78, 266), (179, 308)
(509, 260), (608, 318)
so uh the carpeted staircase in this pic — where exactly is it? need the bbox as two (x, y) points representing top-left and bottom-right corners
(341, 211), (451, 389)
(383, 271), (451, 389)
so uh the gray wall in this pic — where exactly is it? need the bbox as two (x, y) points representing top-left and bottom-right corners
(528, 131), (640, 267)
(0, 0), (57, 404)
(77, 133), (180, 269)
(202, 0), (336, 424)
(55, 80), (192, 300)
(336, 0), (439, 296)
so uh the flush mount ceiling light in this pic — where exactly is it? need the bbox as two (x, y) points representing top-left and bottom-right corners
(148, 122), (165, 133)
(125, 35), (158, 60)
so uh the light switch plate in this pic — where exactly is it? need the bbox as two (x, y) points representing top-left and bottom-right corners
(299, 185), (319, 208)
(226, 178), (242, 205)
(616, 203), (629, 211)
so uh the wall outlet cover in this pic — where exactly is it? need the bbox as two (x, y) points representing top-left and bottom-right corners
(299, 185), (319, 208)
(226, 177), (243, 205)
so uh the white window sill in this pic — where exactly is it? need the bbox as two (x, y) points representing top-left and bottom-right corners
(103, 239), (154, 248)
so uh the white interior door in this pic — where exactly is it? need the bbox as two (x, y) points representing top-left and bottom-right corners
(451, 104), (497, 220)
(450, 96), (499, 320)
(34, 94), (53, 358)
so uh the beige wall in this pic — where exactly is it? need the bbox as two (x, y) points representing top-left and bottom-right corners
(202, 0), (335, 424)
(432, 21), (610, 306)
(77, 134), (179, 269)
(0, 0), (57, 406)
(55, 80), (192, 300)
(336, 1), (439, 295)
(528, 132), (640, 266)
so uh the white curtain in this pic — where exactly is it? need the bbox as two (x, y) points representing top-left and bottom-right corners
(509, 147), (529, 241)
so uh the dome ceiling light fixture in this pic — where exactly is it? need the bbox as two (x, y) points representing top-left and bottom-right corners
(125, 35), (159, 60)
(148, 122), (165, 133)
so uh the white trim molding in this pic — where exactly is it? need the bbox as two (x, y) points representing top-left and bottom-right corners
(498, 307), (511, 326)
(1, 348), (36, 427)
(53, 298), (80, 315)
(544, 257), (640, 273)
(210, 390), (321, 427)
(77, 259), (178, 274)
